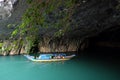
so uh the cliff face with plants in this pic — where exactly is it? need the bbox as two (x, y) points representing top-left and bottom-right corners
(0, 0), (120, 55)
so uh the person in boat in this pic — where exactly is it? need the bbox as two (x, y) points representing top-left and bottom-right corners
(51, 55), (54, 59)
(53, 54), (65, 59)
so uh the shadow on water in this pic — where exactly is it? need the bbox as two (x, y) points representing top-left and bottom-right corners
(77, 46), (120, 72)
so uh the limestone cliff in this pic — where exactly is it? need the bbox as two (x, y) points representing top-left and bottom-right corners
(0, 0), (120, 55)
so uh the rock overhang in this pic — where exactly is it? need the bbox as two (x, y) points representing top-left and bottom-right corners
(0, 0), (120, 40)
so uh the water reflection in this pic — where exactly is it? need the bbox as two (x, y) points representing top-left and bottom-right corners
(0, 55), (119, 80)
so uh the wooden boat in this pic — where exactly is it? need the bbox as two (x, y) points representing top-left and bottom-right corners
(24, 54), (75, 62)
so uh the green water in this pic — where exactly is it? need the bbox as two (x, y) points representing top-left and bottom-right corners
(0, 55), (119, 80)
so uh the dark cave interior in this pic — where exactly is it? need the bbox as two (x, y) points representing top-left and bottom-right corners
(78, 27), (120, 63)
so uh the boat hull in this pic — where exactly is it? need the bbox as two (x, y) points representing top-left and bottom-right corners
(24, 54), (75, 62)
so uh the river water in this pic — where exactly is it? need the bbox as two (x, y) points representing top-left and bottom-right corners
(0, 55), (119, 80)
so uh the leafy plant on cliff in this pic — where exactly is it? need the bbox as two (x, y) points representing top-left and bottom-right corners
(11, 0), (77, 54)
(0, 43), (3, 48)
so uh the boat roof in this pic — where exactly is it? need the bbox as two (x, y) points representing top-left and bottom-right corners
(39, 53), (66, 56)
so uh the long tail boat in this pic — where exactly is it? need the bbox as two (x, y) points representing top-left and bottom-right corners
(24, 54), (75, 62)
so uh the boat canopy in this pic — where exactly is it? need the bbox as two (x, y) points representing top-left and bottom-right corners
(38, 53), (66, 60)
(39, 54), (53, 60)
(53, 53), (66, 57)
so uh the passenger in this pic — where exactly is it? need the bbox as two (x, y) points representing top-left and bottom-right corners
(51, 56), (54, 59)
(57, 56), (61, 59)
(62, 56), (64, 58)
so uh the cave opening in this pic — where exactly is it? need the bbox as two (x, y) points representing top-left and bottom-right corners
(88, 26), (120, 51)
(78, 26), (120, 62)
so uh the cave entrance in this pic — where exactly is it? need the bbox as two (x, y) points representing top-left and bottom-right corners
(81, 26), (120, 61)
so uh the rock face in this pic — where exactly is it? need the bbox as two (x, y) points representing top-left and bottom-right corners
(0, 38), (36, 55)
(0, 0), (27, 40)
(37, 0), (120, 52)
(38, 37), (80, 52)
(65, 0), (120, 38)
(0, 40), (22, 56)
(0, 0), (120, 55)
(0, 0), (18, 20)
(0, 37), (87, 55)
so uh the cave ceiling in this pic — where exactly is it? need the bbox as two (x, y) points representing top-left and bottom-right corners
(0, 0), (120, 40)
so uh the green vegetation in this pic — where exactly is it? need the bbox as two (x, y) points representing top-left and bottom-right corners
(0, 43), (3, 48)
(0, 43), (3, 53)
(11, 0), (78, 54)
